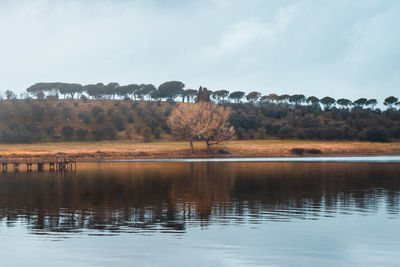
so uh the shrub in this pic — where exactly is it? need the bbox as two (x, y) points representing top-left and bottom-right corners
(107, 108), (115, 116)
(0, 127), (33, 143)
(45, 126), (55, 136)
(361, 127), (388, 142)
(103, 125), (117, 139)
(91, 128), (104, 140)
(113, 115), (125, 131)
(76, 128), (89, 140)
(127, 112), (134, 123)
(61, 126), (74, 140)
(135, 122), (144, 134)
(51, 135), (61, 142)
(153, 127), (162, 139)
(236, 127), (246, 139)
(91, 106), (104, 117)
(80, 95), (88, 101)
(290, 148), (305, 155)
(306, 149), (322, 154)
(120, 105), (128, 115)
(164, 107), (173, 116)
(279, 125), (295, 138)
(96, 112), (106, 124)
(78, 110), (91, 124)
(30, 104), (45, 122)
(141, 127), (152, 142)
(218, 148), (230, 154)
(257, 127), (267, 139)
(62, 107), (72, 120)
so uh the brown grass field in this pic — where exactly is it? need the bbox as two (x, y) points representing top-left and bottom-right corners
(0, 140), (399, 161)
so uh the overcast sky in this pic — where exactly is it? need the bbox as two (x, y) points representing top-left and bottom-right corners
(0, 0), (399, 100)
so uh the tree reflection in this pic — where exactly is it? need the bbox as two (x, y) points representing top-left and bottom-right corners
(0, 162), (399, 234)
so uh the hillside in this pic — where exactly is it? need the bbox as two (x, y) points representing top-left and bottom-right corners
(0, 99), (399, 143)
(0, 99), (173, 143)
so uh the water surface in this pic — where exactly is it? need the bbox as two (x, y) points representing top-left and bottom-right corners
(0, 161), (399, 266)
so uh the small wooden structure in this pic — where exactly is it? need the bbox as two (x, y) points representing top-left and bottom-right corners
(1, 157), (76, 172)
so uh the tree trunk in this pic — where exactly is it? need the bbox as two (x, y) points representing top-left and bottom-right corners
(190, 138), (194, 154)
(206, 140), (210, 153)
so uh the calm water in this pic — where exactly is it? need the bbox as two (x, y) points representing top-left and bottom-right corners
(0, 161), (399, 266)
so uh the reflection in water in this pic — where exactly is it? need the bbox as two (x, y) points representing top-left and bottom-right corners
(0, 162), (399, 235)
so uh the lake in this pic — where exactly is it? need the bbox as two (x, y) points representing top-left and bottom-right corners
(0, 160), (399, 266)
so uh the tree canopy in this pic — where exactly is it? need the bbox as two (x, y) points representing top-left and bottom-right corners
(157, 81), (185, 101)
(246, 92), (261, 103)
(384, 96), (398, 108)
(321, 97), (336, 110)
(229, 91), (245, 103)
(168, 102), (234, 152)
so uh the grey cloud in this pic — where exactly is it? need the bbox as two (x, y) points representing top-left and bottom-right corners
(0, 0), (399, 101)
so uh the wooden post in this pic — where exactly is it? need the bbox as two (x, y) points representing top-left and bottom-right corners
(37, 163), (44, 171)
(27, 163), (32, 172)
(14, 162), (20, 171)
(2, 162), (7, 172)
(49, 162), (55, 171)
(1, 158), (76, 172)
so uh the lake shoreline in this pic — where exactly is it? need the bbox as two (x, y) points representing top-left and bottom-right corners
(1, 140), (400, 161)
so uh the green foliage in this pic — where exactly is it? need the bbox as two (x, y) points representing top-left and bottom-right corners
(289, 94), (306, 105)
(228, 91), (245, 103)
(0, 89), (399, 144)
(141, 127), (152, 142)
(196, 87), (211, 102)
(320, 97), (336, 110)
(157, 81), (185, 100)
(78, 110), (91, 124)
(153, 127), (162, 139)
(61, 126), (74, 140)
(337, 98), (352, 108)
(96, 113), (106, 124)
(91, 106), (104, 117)
(354, 98), (368, 107)
(76, 128), (89, 140)
(366, 99), (377, 108)
(184, 89), (198, 102)
(27, 82), (82, 99)
(384, 96), (398, 108)
(212, 90), (230, 101)
(246, 92), (261, 103)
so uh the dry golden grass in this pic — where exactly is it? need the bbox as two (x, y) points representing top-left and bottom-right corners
(0, 140), (399, 161)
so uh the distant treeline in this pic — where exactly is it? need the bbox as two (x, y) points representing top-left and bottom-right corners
(1, 81), (399, 110)
(0, 81), (399, 143)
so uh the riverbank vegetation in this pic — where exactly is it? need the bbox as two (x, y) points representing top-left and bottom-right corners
(0, 81), (399, 144)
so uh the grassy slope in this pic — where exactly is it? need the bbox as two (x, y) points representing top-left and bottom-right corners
(0, 140), (399, 160)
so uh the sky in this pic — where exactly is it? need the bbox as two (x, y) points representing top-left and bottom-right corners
(0, 0), (399, 101)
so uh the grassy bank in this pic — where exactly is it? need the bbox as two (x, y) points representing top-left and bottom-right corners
(0, 140), (400, 161)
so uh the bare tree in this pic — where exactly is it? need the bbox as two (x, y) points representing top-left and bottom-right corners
(168, 102), (234, 153)
(194, 102), (235, 152)
(167, 103), (200, 153)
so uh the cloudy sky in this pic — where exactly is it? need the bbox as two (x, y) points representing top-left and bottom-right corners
(0, 0), (399, 100)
